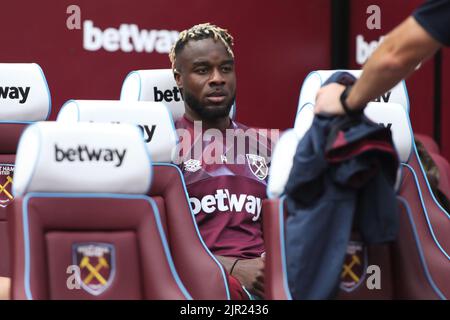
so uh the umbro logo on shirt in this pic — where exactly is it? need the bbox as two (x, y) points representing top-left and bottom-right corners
(184, 159), (201, 172)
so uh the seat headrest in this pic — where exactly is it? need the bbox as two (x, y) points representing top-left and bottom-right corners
(364, 102), (412, 164)
(294, 101), (411, 163)
(0, 63), (51, 122)
(297, 70), (410, 115)
(120, 69), (236, 120)
(293, 103), (315, 139)
(275, 102), (411, 199)
(57, 100), (178, 162)
(13, 122), (151, 196)
(267, 129), (301, 199)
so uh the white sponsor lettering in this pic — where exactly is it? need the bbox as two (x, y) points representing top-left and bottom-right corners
(0, 86), (30, 104)
(83, 20), (179, 53)
(55, 144), (127, 167)
(201, 195), (216, 214)
(356, 34), (385, 65)
(189, 189), (262, 221)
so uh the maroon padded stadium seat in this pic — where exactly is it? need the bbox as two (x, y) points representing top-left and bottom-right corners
(401, 150), (450, 254)
(9, 195), (191, 300)
(8, 122), (191, 299)
(0, 63), (51, 277)
(393, 154), (450, 299)
(0, 123), (25, 277)
(279, 70), (448, 300)
(333, 103), (406, 300)
(149, 164), (231, 299)
(263, 198), (396, 300)
(57, 100), (231, 299)
(392, 195), (448, 299)
(335, 101), (448, 299)
(265, 105), (396, 299)
(347, 102), (449, 299)
(264, 99), (449, 299)
(262, 198), (291, 300)
(382, 107), (449, 299)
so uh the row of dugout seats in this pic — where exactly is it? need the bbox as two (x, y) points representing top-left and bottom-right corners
(1, 64), (233, 299)
(0, 64), (449, 299)
(0, 63), (52, 277)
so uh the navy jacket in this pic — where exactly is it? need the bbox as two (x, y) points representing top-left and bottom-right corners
(285, 73), (399, 300)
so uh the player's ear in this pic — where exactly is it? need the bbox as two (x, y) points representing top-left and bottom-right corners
(174, 69), (182, 89)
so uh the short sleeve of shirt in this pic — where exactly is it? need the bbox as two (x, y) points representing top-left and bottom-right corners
(413, 0), (450, 46)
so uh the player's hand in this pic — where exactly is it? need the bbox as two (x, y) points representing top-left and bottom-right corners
(0, 277), (10, 300)
(314, 83), (346, 115)
(232, 257), (265, 299)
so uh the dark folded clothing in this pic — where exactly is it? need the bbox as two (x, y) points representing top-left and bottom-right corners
(284, 72), (399, 300)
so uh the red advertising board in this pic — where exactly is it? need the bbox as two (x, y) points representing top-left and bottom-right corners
(349, 0), (435, 137)
(1, 1), (447, 159)
(0, 0), (331, 130)
(349, 0), (450, 161)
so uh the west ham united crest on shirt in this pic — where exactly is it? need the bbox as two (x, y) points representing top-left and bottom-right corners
(175, 117), (272, 259)
(246, 154), (268, 180)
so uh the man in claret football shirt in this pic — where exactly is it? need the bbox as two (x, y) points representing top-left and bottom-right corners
(169, 23), (272, 299)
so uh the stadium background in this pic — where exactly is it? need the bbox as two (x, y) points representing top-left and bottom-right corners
(0, 0), (448, 159)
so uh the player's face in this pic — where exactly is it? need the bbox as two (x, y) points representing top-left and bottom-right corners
(175, 38), (236, 120)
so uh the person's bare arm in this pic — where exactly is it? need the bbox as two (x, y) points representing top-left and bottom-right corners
(0, 277), (10, 300)
(215, 255), (237, 273)
(315, 16), (442, 115)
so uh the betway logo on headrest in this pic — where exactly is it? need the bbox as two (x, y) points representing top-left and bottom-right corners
(372, 91), (391, 103)
(378, 123), (392, 130)
(138, 124), (156, 143)
(154, 87), (182, 103)
(83, 20), (179, 53)
(189, 189), (262, 221)
(0, 86), (30, 104)
(102, 121), (156, 143)
(55, 144), (127, 167)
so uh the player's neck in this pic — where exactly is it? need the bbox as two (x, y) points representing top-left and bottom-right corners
(184, 112), (231, 131)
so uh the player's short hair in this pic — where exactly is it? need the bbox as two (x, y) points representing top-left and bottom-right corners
(169, 23), (234, 72)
